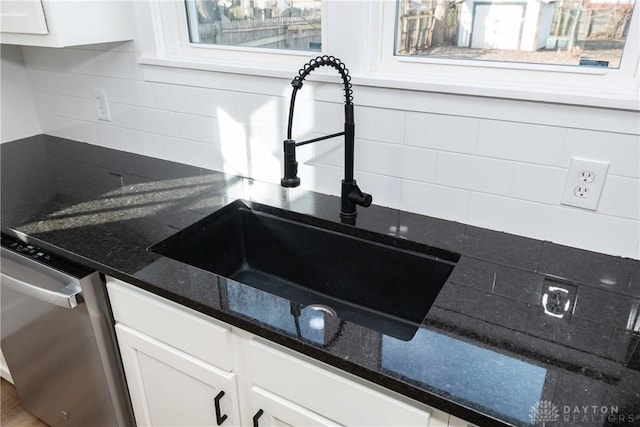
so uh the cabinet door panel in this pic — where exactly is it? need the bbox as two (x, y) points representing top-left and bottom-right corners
(0, 0), (47, 34)
(251, 386), (342, 427)
(115, 324), (240, 427)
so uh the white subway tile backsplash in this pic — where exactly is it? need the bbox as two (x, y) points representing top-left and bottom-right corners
(311, 101), (346, 134)
(93, 51), (134, 79)
(562, 129), (640, 178)
(31, 92), (57, 116)
(138, 107), (178, 136)
(63, 48), (97, 75)
(356, 171), (403, 209)
(21, 47), (66, 71)
(235, 92), (281, 125)
(467, 193), (550, 239)
(307, 137), (372, 175)
(92, 78), (155, 107)
(355, 106), (404, 143)
(153, 83), (234, 118)
(125, 129), (163, 157)
(173, 113), (219, 144)
(298, 164), (342, 196)
(404, 112), (479, 154)
(546, 206), (639, 258)
(108, 103), (137, 130)
(255, 124), (286, 153)
(162, 137), (224, 171)
(18, 42), (639, 259)
(509, 163), (566, 204)
(94, 124), (128, 151)
(108, 40), (141, 54)
(476, 120), (566, 165)
(38, 113), (96, 144)
(26, 69), (74, 95)
(109, 104), (177, 137)
(35, 93), (93, 122)
(60, 96), (94, 122)
(599, 175), (640, 220)
(436, 152), (514, 195)
(370, 142), (437, 182)
(311, 138), (345, 168)
(133, 81), (157, 108)
(399, 180), (469, 222)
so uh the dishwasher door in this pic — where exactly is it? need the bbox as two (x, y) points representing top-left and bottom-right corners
(0, 242), (129, 427)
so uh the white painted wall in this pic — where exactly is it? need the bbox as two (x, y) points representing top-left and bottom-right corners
(16, 41), (640, 259)
(1, 45), (41, 143)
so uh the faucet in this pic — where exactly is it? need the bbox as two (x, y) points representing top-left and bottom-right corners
(281, 55), (372, 222)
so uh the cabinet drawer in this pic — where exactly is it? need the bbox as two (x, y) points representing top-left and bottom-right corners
(107, 277), (233, 371)
(248, 339), (433, 426)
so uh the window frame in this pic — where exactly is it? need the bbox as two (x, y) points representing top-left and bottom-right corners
(365, 0), (639, 109)
(136, 0), (639, 110)
(147, 0), (325, 70)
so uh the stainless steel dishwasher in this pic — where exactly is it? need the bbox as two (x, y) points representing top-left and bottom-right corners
(0, 233), (134, 427)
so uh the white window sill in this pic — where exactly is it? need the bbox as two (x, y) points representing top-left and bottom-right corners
(138, 56), (640, 111)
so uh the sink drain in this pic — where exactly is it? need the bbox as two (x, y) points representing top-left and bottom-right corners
(307, 304), (337, 317)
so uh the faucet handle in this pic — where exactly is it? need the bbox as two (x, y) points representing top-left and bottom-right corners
(341, 180), (372, 221)
(281, 139), (301, 188)
(349, 184), (372, 208)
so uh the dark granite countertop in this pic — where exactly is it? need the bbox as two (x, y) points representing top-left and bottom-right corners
(2, 135), (639, 427)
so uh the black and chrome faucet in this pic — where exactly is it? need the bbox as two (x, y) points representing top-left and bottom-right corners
(281, 55), (372, 222)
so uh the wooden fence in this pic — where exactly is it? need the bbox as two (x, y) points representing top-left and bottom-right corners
(551, 5), (633, 39)
(197, 15), (320, 48)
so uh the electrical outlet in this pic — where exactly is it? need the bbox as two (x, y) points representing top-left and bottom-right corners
(578, 170), (595, 183)
(561, 157), (609, 210)
(92, 89), (111, 121)
(573, 186), (589, 198)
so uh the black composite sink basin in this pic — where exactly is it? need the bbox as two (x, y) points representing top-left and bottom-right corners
(150, 200), (460, 340)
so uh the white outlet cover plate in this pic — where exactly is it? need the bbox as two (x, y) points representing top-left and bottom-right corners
(561, 157), (609, 210)
(92, 88), (111, 121)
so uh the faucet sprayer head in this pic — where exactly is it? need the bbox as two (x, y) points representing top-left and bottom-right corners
(281, 139), (300, 188)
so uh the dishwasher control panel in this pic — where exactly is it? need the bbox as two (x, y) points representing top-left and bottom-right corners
(1, 233), (91, 278)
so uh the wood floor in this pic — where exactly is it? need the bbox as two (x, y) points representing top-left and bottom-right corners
(1, 378), (48, 427)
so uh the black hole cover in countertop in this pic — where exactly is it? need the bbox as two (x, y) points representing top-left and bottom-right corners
(149, 199), (460, 341)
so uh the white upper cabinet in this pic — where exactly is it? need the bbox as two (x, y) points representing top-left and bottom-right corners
(0, 1), (135, 47)
(0, 0), (48, 34)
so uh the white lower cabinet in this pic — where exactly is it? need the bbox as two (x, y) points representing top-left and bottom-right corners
(106, 277), (471, 427)
(115, 324), (241, 427)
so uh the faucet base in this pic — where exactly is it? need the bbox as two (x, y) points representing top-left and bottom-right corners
(340, 179), (372, 222)
(281, 177), (301, 188)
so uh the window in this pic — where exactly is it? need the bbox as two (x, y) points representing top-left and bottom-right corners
(373, 0), (639, 108)
(394, 0), (636, 69)
(137, 0), (639, 109)
(184, 0), (322, 52)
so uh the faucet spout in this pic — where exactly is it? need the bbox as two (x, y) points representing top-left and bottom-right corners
(281, 55), (372, 222)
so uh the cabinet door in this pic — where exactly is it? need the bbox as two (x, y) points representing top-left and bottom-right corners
(0, 0), (47, 34)
(250, 386), (342, 427)
(115, 324), (241, 427)
(249, 339), (433, 426)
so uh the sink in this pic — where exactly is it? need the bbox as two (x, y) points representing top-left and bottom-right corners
(149, 199), (460, 340)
